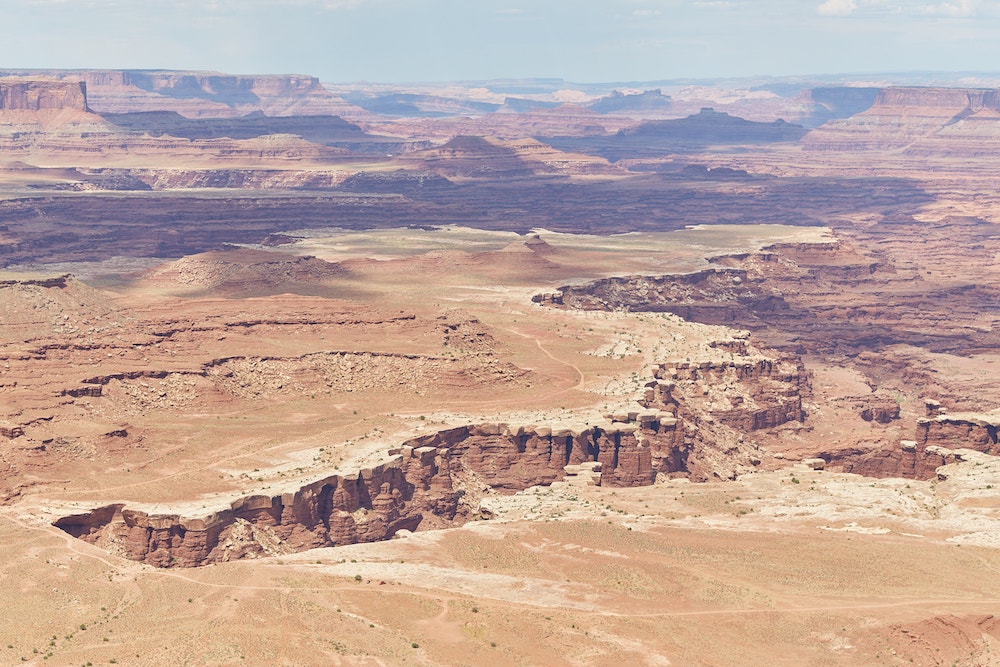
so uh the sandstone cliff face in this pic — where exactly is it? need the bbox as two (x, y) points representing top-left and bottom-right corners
(660, 357), (807, 432)
(398, 421), (657, 490)
(822, 441), (951, 480)
(55, 447), (452, 567)
(0, 79), (88, 112)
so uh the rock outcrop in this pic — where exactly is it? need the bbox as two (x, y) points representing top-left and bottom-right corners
(821, 411), (1000, 480)
(654, 357), (807, 432)
(916, 413), (1000, 455)
(396, 421), (658, 490)
(538, 268), (789, 326)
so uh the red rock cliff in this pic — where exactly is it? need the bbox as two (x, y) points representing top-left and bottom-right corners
(54, 415), (674, 567)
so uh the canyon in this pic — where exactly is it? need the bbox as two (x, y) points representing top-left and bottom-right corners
(3, 69), (1000, 665)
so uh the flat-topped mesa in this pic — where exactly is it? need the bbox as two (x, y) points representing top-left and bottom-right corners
(873, 87), (1000, 111)
(0, 79), (88, 112)
(0, 70), (358, 117)
(803, 86), (1000, 153)
(0, 273), (71, 288)
(404, 135), (616, 178)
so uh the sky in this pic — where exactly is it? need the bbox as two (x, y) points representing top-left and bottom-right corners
(4, 0), (1000, 82)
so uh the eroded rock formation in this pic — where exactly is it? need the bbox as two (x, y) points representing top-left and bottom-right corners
(636, 348), (809, 481)
(55, 414), (677, 566)
(55, 447), (450, 567)
(817, 408), (1000, 480)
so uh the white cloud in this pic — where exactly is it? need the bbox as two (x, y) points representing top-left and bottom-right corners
(817, 0), (858, 15)
(814, 0), (998, 17)
(919, 0), (980, 15)
(632, 8), (663, 15)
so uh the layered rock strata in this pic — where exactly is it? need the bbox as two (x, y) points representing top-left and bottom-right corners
(804, 87), (1000, 155)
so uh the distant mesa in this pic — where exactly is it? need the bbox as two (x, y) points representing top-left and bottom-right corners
(0, 71), (418, 165)
(498, 97), (562, 113)
(96, 110), (419, 155)
(0, 78), (88, 112)
(435, 235), (560, 275)
(621, 107), (808, 143)
(0, 69), (365, 118)
(521, 233), (557, 256)
(100, 110), (366, 141)
(804, 86), (1000, 155)
(344, 92), (501, 118)
(491, 234), (559, 262)
(587, 89), (673, 115)
(343, 91), (563, 118)
(540, 107), (808, 161)
(0, 78), (110, 136)
(473, 238), (560, 271)
(403, 135), (618, 178)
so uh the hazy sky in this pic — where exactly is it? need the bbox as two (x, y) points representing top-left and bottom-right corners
(5, 0), (1000, 82)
